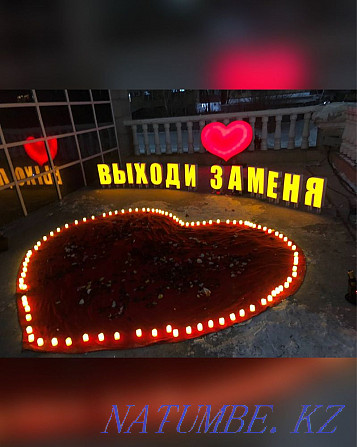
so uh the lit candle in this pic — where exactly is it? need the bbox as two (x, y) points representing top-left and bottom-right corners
(136, 329), (142, 338)
(98, 333), (104, 342)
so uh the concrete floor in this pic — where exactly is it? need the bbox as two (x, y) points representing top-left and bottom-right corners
(0, 161), (356, 357)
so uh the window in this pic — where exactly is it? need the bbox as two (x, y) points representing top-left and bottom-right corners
(78, 131), (100, 158)
(40, 106), (74, 136)
(100, 127), (117, 150)
(59, 164), (85, 196)
(19, 177), (58, 214)
(0, 107), (42, 143)
(0, 90), (33, 104)
(94, 104), (113, 127)
(91, 90), (110, 101)
(68, 90), (91, 102)
(83, 156), (102, 186)
(53, 136), (79, 166)
(36, 90), (66, 102)
(71, 105), (96, 131)
(0, 149), (13, 187)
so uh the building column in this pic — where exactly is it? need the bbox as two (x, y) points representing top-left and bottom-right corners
(110, 90), (133, 163)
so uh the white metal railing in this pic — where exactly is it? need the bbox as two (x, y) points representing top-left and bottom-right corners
(123, 105), (322, 156)
(340, 106), (357, 164)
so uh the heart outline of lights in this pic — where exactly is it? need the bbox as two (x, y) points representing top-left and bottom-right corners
(17, 207), (303, 352)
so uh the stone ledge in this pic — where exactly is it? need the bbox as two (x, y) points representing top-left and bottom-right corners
(330, 152), (356, 188)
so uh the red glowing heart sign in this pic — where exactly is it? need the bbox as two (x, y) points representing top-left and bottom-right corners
(201, 121), (253, 161)
(24, 136), (58, 166)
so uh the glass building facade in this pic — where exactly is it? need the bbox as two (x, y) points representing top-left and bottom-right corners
(0, 90), (119, 225)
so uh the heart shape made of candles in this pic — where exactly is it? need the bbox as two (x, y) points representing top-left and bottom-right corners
(201, 121), (253, 161)
(17, 208), (305, 353)
(24, 136), (58, 166)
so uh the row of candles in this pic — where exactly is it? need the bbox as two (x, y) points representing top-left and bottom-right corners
(17, 207), (300, 349)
